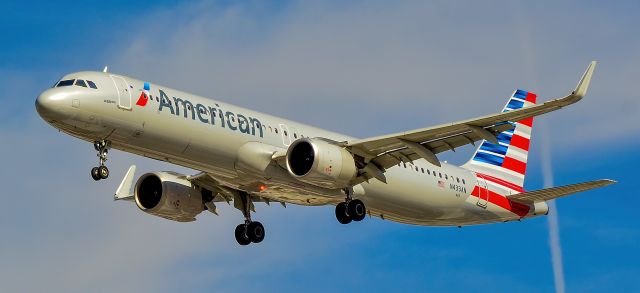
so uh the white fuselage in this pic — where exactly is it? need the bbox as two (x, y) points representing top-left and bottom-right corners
(36, 71), (547, 226)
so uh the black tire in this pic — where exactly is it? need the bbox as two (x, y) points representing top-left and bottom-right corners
(335, 202), (352, 224)
(98, 166), (109, 179)
(91, 167), (101, 181)
(247, 221), (265, 243)
(348, 199), (366, 221)
(234, 224), (251, 246)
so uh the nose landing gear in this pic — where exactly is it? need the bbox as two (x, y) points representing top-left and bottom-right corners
(91, 140), (111, 181)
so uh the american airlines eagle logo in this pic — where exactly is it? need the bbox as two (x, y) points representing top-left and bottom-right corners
(135, 82), (151, 106)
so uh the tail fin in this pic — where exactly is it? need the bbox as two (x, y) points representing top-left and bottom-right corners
(463, 89), (537, 189)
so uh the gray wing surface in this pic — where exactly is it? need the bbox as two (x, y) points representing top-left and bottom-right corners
(345, 61), (597, 174)
(510, 179), (616, 203)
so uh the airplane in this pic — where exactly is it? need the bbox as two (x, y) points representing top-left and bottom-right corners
(35, 61), (615, 245)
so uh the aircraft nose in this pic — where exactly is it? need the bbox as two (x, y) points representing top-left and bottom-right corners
(35, 89), (70, 121)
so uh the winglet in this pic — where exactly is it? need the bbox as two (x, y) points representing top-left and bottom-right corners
(115, 165), (136, 201)
(572, 61), (597, 99)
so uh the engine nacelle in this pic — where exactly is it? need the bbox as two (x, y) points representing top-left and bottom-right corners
(286, 138), (358, 189)
(134, 172), (204, 222)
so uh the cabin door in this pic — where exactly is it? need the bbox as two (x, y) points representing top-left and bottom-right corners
(477, 178), (489, 208)
(111, 75), (132, 110)
(279, 123), (292, 147)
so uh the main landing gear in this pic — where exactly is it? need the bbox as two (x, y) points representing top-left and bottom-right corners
(335, 188), (366, 224)
(234, 191), (265, 246)
(91, 140), (111, 181)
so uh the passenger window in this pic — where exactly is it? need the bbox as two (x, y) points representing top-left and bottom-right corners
(445, 174), (448, 180)
(427, 170), (431, 175)
(56, 79), (75, 87)
(415, 166), (418, 172)
(462, 179), (466, 184)
(87, 80), (98, 89)
(294, 133), (298, 139)
(457, 178), (460, 183)
(402, 163), (407, 168)
(439, 173), (442, 178)
(275, 128), (278, 134)
(421, 168), (424, 173)
(284, 131), (288, 136)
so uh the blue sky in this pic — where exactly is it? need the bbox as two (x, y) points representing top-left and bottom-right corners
(1, 1), (639, 292)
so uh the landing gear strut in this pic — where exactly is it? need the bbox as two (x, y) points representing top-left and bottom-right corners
(234, 191), (265, 246)
(335, 188), (366, 224)
(91, 140), (111, 181)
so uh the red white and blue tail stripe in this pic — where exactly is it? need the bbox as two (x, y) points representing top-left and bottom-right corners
(463, 89), (536, 193)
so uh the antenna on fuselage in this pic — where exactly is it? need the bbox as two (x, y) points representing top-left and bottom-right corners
(103, 66), (108, 73)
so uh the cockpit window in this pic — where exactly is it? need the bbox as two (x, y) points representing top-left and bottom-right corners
(87, 80), (98, 89)
(56, 79), (75, 87)
(75, 79), (88, 87)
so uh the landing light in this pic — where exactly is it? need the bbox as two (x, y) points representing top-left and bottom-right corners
(259, 185), (267, 192)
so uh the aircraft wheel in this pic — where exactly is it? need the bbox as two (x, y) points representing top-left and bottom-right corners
(235, 224), (251, 246)
(348, 199), (366, 222)
(335, 202), (352, 224)
(91, 167), (101, 181)
(98, 166), (109, 179)
(247, 221), (265, 243)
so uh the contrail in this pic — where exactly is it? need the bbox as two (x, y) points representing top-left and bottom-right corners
(511, 1), (566, 290)
(541, 121), (565, 293)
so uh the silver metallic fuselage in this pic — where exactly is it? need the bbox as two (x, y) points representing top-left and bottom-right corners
(36, 71), (546, 226)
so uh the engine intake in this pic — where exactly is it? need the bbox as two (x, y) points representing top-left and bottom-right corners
(134, 172), (205, 222)
(286, 138), (357, 189)
(137, 175), (162, 209)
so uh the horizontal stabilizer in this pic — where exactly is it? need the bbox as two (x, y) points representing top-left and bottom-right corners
(510, 179), (615, 203)
(114, 165), (136, 201)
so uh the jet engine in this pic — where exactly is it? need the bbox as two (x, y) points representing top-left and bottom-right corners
(285, 138), (358, 189)
(134, 171), (205, 222)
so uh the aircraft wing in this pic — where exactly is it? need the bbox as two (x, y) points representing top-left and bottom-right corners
(114, 166), (286, 216)
(345, 61), (596, 173)
(510, 179), (616, 203)
(187, 172), (288, 207)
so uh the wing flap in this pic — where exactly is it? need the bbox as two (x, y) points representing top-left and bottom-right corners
(510, 179), (616, 203)
(358, 122), (515, 171)
(187, 172), (291, 206)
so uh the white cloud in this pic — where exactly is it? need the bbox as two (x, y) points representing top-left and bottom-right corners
(110, 1), (640, 154)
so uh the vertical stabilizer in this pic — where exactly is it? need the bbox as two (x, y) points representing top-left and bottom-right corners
(463, 89), (537, 190)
